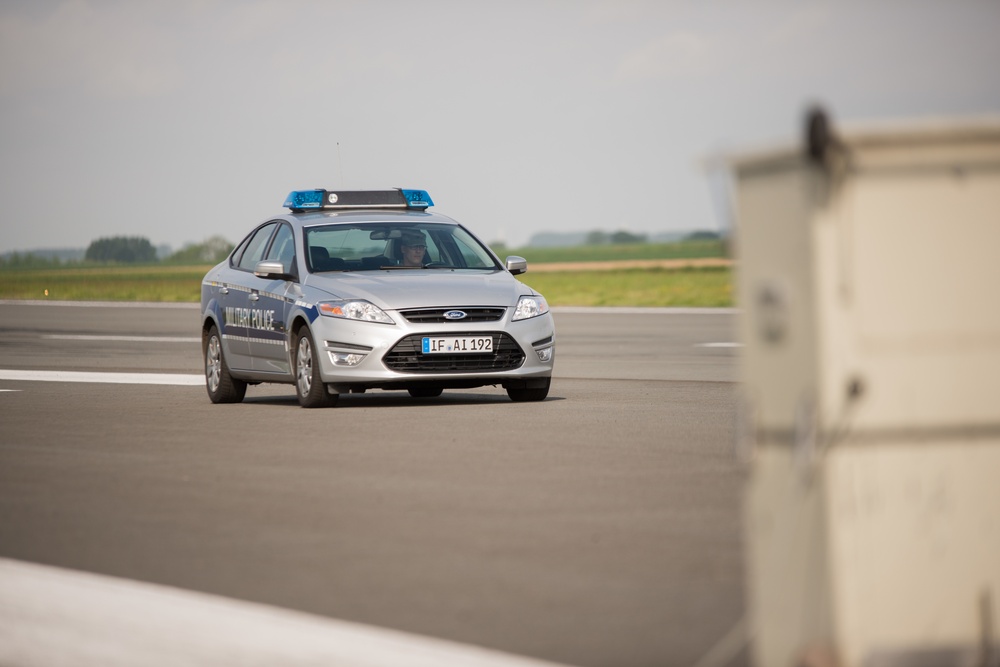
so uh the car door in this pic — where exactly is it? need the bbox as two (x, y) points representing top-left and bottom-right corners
(249, 222), (298, 374)
(222, 221), (278, 371)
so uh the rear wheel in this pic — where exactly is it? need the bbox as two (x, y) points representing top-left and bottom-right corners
(408, 387), (443, 398)
(506, 378), (551, 403)
(205, 325), (246, 404)
(295, 328), (338, 408)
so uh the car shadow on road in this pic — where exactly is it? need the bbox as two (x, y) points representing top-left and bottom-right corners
(241, 390), (564, 409)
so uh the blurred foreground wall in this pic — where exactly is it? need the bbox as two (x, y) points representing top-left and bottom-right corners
(729, 115), (1000, 667)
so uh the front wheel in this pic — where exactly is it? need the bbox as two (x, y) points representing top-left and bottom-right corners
(506, 378), (551, 403)
(205, 325), (246, 404)
(295, 328), (338, 408)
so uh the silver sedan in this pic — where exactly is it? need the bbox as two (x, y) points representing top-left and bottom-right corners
(200, 189), (555, 407)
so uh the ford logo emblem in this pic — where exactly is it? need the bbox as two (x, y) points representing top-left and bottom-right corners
(444, 310), (467, 320)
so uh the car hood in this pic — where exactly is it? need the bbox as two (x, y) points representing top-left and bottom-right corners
(303, 270), (531, 310)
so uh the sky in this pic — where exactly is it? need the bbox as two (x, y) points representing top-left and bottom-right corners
(1, 0), (998, 253)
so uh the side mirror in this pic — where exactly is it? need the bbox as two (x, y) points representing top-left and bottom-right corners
(505, 255), (528, 275)
(254, 260), (294, 280)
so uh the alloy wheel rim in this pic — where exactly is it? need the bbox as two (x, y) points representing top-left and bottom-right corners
(207, 336), (221, 393)
(297, 337), (312, 395)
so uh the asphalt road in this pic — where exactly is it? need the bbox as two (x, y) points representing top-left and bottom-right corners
(0, 301), (745, 667)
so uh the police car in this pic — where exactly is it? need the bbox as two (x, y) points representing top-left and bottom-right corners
(200, 188), (555, 407)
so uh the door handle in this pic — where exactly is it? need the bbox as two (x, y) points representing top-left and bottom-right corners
(249, 293), (260, 302)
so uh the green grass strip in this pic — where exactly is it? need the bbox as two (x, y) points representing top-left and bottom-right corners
(520, 266), (733, 307)
(0, 264), (733, 307)
(503, 240), (728, 264)
(0, 265), (212, 302)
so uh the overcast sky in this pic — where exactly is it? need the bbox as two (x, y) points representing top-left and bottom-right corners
(1, 0), (998, 253)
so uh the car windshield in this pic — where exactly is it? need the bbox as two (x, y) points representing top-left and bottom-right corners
(304, 222), (503, 273)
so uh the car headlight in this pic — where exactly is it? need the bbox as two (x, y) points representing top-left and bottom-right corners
(512, 295), (549, 321)
(318, 300), (394, 324)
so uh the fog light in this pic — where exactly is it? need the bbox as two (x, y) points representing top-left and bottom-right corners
(535, 347), (553, 363)
(330, 352), (366, 366)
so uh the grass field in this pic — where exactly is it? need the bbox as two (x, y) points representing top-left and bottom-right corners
(0, 265), (209, 302)
(519, 267), (732, 307)
(501, 239), (728, 264)
(0, 241), (734, 307)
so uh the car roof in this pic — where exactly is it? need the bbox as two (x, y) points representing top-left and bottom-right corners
(270, 208), (462, 230)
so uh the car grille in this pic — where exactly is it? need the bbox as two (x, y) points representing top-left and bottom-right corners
(383, 333), (524, 372)
(399, 307), (506, 323)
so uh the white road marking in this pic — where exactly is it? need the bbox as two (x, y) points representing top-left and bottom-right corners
(43, 334), (200, 343)
(0, 370), (203, 386)
(697, 342), (742, 348)
(553, 306), (738, 315)
(0, 389), (22, 392)
(0, 299), (198, 309)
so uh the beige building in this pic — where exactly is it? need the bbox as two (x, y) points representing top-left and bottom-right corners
(727, 113), (1000, 667)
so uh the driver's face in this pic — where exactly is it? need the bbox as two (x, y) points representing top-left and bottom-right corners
(401, 243), (426, 266)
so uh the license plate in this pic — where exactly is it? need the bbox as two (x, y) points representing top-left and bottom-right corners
(422, 336), (493, 354)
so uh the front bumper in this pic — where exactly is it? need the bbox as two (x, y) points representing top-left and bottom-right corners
(310, 310), (555, 392)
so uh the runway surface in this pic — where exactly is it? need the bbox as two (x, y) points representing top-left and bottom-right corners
(0, 301), (745, 667)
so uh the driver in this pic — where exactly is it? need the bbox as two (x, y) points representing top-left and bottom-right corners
(399, 230), (428, 267)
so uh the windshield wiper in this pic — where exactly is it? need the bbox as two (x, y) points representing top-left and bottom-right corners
(371, 264), (497, 271)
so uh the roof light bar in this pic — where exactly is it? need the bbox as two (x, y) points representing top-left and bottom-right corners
(283, 188), (433, 211)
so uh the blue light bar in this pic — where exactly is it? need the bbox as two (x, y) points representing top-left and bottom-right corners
(283, 188), (434, 211)
(283, 189), (325, 210)
(399, 189), (434, 209)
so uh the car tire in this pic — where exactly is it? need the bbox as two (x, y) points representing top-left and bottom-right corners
(408, 387), (443, 398)
(506, 378), (551, 403)
(205, 325), (247, 404)
(295, 328), (338, 408)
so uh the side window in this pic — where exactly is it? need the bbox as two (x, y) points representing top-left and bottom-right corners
(230, 232), (253, 267)
(265, 224), (295, 274)
(236, 222), (277, 271)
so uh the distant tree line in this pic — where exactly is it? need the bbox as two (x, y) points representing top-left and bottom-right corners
(1, 236), (234, 269)
(510, 229), (724, 249)
(85, 236), (158, 263)
(585, 230), (649, 245)
(0, 252), (66, 269)
(161, 236), (233, 264)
